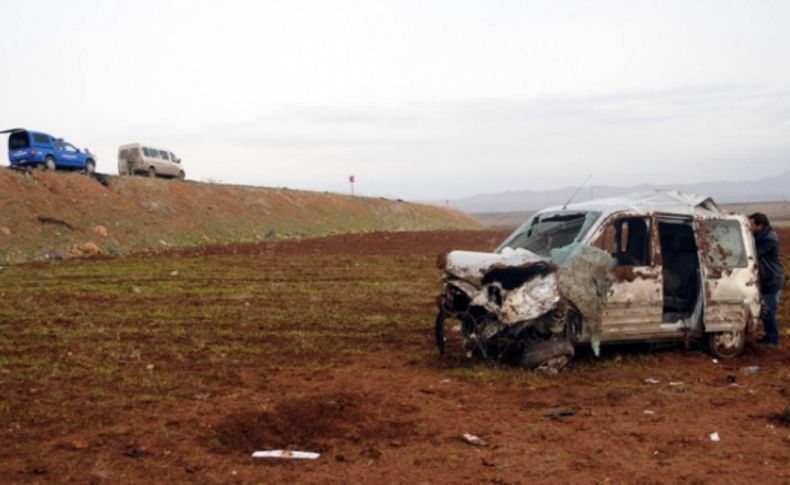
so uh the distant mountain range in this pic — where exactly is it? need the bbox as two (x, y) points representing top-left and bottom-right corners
(437, 170), (790, 214)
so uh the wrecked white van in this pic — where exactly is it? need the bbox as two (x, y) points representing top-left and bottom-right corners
(435, 191), (760, 370)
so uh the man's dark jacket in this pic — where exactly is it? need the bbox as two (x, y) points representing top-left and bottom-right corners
(754, 226), (786, 293)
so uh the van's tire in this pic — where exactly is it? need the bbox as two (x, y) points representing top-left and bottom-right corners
(705, 329), (745, 359)
(520, 339), (575, 371)
(177, 171), (185, 181)
(84, 160), (95, 175)
(44, 156), (56, 172)
(148, 166), (156, 178)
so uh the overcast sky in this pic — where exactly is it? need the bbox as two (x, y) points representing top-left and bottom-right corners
(1, 0), (789, 200)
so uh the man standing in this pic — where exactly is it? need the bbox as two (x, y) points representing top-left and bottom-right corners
(749, 213), (786, 346)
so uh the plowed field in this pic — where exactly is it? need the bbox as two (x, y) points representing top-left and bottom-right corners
(1, 230), (788, 484)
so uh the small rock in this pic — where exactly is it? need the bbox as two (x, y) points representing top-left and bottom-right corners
(709, 432), (720, 442)
(159, 240), (169, 247)
(0, 226), (10, 236)
(81, 242), (101, 256)
(72, 439), (89, 450)
(146, 364), (155, 371)
(93, 225), (108, 237)
(363, 446), (382, 459)
(170, 270), (179, 276)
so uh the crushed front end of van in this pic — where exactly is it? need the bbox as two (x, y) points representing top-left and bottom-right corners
(435, 243), (615, 371)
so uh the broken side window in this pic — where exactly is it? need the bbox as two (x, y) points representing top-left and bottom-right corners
(596, 217), (651, 266)
(699, 220), (747, 269)
(498, 211), (600, 257)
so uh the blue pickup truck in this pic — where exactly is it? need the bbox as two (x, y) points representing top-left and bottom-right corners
(3, 128), (96, 173)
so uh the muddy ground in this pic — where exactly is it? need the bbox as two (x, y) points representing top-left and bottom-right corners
(0, 230), (788, 484)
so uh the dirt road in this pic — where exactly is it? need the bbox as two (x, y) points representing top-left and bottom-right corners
(0, 230), (788, 483)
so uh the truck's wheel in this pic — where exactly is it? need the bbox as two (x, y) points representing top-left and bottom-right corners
(705, 329), (745, 359)
(148, 166), (156, 178)
(177, 170), (185, 181)
(44, 156), (56, 172)
(520, 339), (575, 371)
(84, 160), (95, 175)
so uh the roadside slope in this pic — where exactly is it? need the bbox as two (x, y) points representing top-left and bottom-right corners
(0, 168), (482, 263)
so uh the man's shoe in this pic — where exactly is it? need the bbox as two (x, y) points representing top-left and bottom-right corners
(757, 337), (779, 347)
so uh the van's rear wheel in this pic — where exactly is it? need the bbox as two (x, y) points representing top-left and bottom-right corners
(177, 170), (185, 181)
(705, 329), (746, 359)
(44, 156), (56, 172)
(148, 166), (156, 178)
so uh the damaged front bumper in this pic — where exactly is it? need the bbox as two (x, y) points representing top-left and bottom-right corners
(435, 245), (615, 369)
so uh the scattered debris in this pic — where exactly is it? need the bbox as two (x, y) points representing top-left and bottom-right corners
(0, 226), (10, 236)
(709, 432), (720, 442)
(711, 358), (719, 364)
(643, 410), (655, 415)
(742, 365), (760, 375)
(644, 378), (661, 385)
(440, 379), (451, 384)
(461, 433), (488, 447)
(170, 270), (179, 276)
(125, 447), (148, 459)
(668, 381), (684, 387)
(726, 374), (737, 384)
(544, 408), (577, 418)
(251, 450), (320, 460)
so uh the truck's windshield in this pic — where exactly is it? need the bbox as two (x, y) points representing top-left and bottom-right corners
(497, 211), (600, 257)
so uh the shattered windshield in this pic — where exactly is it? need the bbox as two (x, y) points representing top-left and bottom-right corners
(497, 211), (600, 257)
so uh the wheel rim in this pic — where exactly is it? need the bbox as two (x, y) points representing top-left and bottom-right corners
(712, 331), (743, 356)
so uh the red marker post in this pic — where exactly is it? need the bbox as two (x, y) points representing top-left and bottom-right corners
(349, 175), (355, 196)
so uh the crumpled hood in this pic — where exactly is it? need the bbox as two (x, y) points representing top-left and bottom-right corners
(444, 247), (545, 285)
(441, 243), (616, 351)
(443, 248), (559, 324)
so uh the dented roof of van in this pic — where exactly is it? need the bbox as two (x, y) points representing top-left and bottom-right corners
(543, 190), (721, 217)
